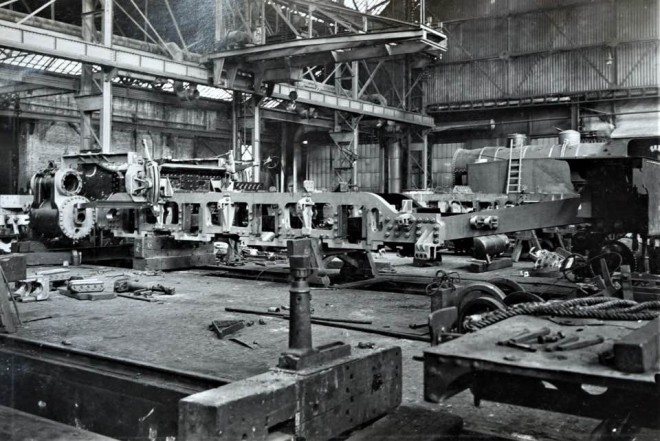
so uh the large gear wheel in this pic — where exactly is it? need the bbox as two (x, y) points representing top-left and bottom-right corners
(58, 196), (96, 240)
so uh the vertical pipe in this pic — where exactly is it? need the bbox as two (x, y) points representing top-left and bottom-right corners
(292, 146), (298, 192)
(406, 131), (412, 189)
(143, 0), (148, 42)
(100, 79), (112, 154)
(292, 126), (304, 192)
(570, 104), (579, 130)
(307, 4), (313, 38)
(351, 62), (359, 187)
(215, 0), (224, 42)
(352, 121), (358, 187)
(422, 131), (428, 190)
(387, 139), (402, 193)
(252, 99), (261, 183)
(280, 124), (287, 192)
(351, 61), (359, 100)
(231, 93), (239, 157)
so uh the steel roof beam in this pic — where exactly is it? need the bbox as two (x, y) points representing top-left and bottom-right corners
(0, 82), (55, 94)
(0, 64), (78, 89)
(270, 83), (435, 127)
(0, 20), (209, 83)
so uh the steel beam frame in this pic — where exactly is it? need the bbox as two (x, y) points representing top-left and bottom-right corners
(0, 21), (208, 83)
(271, 83), (434, 127)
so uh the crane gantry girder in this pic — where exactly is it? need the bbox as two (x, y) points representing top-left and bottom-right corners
(0, 0), (445, 129)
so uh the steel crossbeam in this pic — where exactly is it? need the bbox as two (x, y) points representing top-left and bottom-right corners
(0, 20), (208, 84)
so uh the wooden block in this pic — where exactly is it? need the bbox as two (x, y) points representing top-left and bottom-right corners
(179, 346), (402, 441)
(23, 251), (74, 266)
(613, 318), (660, 373)
(296, 347), (401, 440)
(179, 371), (298, 441)
(468, 258), (513, 273)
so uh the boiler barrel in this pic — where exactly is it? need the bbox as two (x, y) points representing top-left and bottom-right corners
(472, 234), (510, 260)
(448, 142), (610, 175)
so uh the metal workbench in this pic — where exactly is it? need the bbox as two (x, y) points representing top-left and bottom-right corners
(424, 315), (660, 430)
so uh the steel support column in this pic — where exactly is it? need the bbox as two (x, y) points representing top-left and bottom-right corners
(252, 98), (261, 183)
(79, 0), (113, 153)
(351, 61), (359, 186)
(352, 120), (359, 187)
(280, 123), (287, 192)
(231, 93), (239, 157)
(100, 0), (114, 153)
(80, 0), (95, 152)
(422, 131), (428, 189)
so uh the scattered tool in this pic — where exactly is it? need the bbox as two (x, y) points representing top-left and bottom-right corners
(497, 328), (550, 346)
(13, 277), (51, 302)
(35, 268), (71, 290)
(225, 307), (373, 324)
(556, 335), (605, 351)
(209, 320), (245, 339)
(59, 277), (115, 301)
(501, 341), (537, 352)
(225, 306), (426, 342)
(114, 279), (175, 295)
(22, 315), (54, 324)
(116, 292), (159, 302)
(538, 331), (566, 344)
(545, 335), (579, 352)
(509, 327), (551, 343)
(69, 279), (105, 293)
(228, 337), (255, 349)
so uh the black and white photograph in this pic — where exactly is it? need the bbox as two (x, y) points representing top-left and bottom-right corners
(0, 0), (658, 440)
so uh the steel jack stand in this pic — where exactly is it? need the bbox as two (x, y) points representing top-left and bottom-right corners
(180, 239), (402, 441)
(278, 241), (352, 370)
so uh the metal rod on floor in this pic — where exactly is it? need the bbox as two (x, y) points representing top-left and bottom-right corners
(224, 307), (428, 342)
(224, 307), (373, 324)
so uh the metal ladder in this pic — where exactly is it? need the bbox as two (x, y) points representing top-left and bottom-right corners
(506, 139), (523, 194)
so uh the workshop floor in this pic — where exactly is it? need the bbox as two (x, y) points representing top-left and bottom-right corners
(9, 258), (660, 441)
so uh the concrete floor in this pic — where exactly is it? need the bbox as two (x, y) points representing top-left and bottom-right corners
(8, 259), (660, 441)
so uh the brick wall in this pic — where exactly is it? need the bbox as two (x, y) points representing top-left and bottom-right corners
(17, 120), (200, 191)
